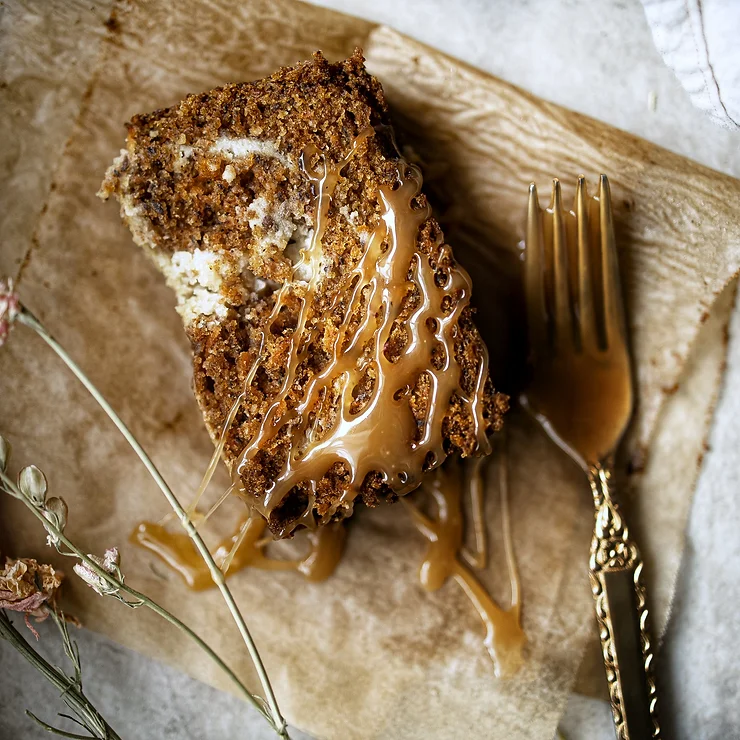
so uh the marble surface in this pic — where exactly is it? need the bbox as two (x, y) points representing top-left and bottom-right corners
(2, 0), (740, 738)
(0, 620), (312, 740)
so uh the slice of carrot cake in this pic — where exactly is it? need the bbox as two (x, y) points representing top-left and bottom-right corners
(99, 50), (507, 538)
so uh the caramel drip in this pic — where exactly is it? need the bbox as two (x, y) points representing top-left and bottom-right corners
(234, 130), (489, 532)
(497, 437), (520, 610)
(461, 456), (487, 570)
(406, 459), (525, 677)
(187, 393), (244, 519)
(131, 517), (346, 591)
(296, 523), (348, 582)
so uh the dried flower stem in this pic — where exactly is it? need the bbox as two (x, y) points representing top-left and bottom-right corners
(0, 610), (121, 739)
(26, 715), (99, 740)
(0, 466), (269, 729)
(15, 307), (288, 738)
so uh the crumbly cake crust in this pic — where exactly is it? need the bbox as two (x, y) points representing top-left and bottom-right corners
(101, 50), (507, 537)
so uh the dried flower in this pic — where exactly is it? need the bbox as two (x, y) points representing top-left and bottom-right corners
(43, 496), (68, 547)
(73, 548), (121, 597)
(0, 277), (20, 348)
(101, 547), (120, 572)
(0, 557), (63, 638)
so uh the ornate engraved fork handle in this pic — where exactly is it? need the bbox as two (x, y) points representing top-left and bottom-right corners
(588, 463), (661, 740)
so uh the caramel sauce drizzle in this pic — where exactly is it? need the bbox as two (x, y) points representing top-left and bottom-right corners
(132, 517), (346, 591)
(186, 392), (244, 519)
(405, 454), (525, 677)
(235, 129), (490, 532)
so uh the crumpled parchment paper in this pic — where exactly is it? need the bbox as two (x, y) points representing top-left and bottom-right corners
(1, 2), (739, 738)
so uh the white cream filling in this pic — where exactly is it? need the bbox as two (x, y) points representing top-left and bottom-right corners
(161, 249), (249, 325)
(212, 138), (315, 282)
(285, 224), (315, 282)
(127, 137), (324, 326)
(211, 136), (294, 169)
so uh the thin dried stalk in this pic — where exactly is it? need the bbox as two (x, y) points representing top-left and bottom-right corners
(13, 306), (288, 738)
(0, 466), (268, 727)
(0, 610), (121, 739)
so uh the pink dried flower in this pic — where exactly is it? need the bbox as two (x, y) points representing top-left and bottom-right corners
(0, 556), (63, 638)
(0, 277), (20, 348)
(73, 547), (121, 597)
(101, 547), (120, 572)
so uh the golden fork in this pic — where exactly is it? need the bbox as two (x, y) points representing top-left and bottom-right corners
(521, 176), (660, 739)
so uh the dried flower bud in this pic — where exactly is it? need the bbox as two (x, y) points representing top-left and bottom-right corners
(0, 277), (20, 348)
(101, 547), (120, 572)
(43, 496), (68, 546)
(18, 464), (48, 506)
(0, 435), (9, 472)
(73, 548), (122, 597)
(73, 562), (118, 597)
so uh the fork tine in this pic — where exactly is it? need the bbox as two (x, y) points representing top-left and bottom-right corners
(525, 183), (547, 355)
(525, 183), (548, 353)
(575, 176), (598, 351)
(550, 179), (572, 348)
(598, 175), (625, 346)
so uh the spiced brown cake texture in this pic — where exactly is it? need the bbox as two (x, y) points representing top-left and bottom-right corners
(100, 50), (507, 538)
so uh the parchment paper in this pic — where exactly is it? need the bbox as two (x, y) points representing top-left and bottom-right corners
(1, 1), (740, 738)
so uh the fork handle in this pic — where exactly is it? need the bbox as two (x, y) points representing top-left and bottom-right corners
(588, 464), (661, 740)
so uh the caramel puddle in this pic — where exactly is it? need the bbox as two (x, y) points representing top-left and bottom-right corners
(405, 455), (525, 677)
(132, 517), (345, 591)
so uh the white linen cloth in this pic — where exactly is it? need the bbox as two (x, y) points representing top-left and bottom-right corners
(642, 0), (740, 128)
